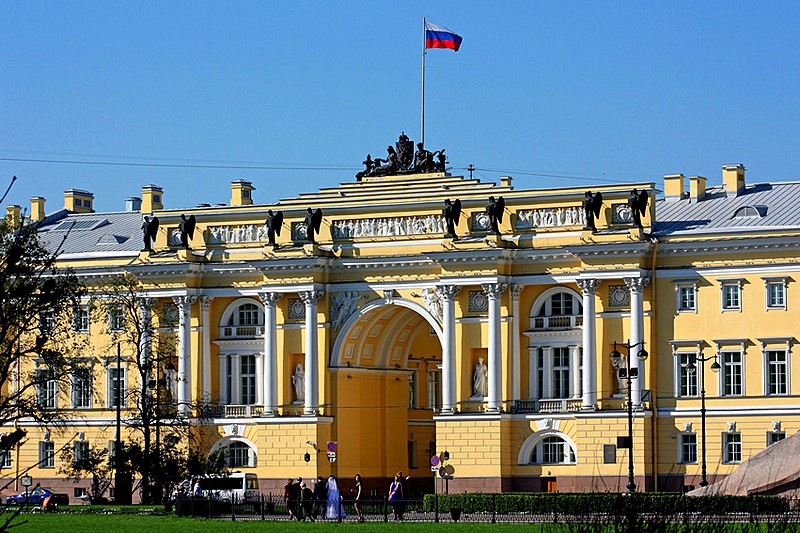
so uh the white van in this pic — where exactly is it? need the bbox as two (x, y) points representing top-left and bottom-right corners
(195, 472), (260, 502)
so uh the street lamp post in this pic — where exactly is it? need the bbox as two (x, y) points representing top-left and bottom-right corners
(610, 340), (649, 493)
(685, 353), (720, 487)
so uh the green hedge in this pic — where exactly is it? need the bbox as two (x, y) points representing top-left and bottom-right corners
(421, 493), (790, 515)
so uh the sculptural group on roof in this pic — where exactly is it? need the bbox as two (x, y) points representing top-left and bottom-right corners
(357, 132), (447, 179)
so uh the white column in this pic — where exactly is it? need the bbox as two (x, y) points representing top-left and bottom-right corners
(299, 290), (325, 415)
(529, 347), (539, 400)
(625, 277), (649, 405)
(230, 353), (241, 405)
(542, 346), (553, 398)
(172, 295), (197, 415)
(570, 345), (581, 398)
(218, 354), (228, 404)
(259, 292), (282, 416)
(482, 283), (507, 412)
(577, 279), (600, 409)
(510, 285), (523, 402)
(200, 296), (214, 404)
(437, 285), (461, 414)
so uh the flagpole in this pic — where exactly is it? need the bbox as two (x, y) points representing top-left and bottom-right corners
(421, 17), (426, 147)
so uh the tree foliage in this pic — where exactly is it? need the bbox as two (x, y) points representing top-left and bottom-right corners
(0, 215), (87, 427)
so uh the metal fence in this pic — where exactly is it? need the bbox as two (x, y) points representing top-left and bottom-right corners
(176, 494), (800, 526)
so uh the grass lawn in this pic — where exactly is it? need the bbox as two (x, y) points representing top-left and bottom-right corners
(1, 513), (788, 533)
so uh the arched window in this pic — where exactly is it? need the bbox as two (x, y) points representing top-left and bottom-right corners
(537, 292), (582, 317)
(529, 436), (576, 464)
(231, 303), (260, 326)
(221, 441), (255, 468)
(532, 289), (583, 331)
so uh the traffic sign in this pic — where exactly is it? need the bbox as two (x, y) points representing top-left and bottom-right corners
(430, 455), (440, 467)
(431, 465), (440, 472)
(327, 441), (337, 452)
(20, 475), (32, 488)
(327, 451), (336, 463)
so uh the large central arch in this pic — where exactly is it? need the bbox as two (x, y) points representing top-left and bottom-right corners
(329, 297), (443, 482)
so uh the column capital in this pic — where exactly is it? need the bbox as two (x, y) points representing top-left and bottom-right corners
(510, 284), (524, 301)
(258, 291), (283, 306)
(299, 290), (325, 304)
(172, 295), (198, 307)
(576, 279), (601, 295)
(624, 277), (650, 293)
(200, 295), (215, 311)
(436, 285), (462, 302)
(481, 282), (508, 300)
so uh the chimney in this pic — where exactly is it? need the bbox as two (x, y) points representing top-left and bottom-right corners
(30, 197), (46, 222)
(663, 174), (686, 202)
(125, 197), (142, 212)
(500, 176), (513, 189)
(230, 180), (255, 206)
(141, 185), (163, 214)
(64, 189), (94, 213)
(5, 205), (21, 228)
(722, 164), (746, 197)
(688, 176), (707, 202)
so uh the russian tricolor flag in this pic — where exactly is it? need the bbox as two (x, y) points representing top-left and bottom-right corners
(424, 21), (462, 51)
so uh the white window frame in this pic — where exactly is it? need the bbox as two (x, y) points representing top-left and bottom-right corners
(714, 340), (748, 398)
(528, 435), (577, 465)
(763, 277), (788, 310)
(224, 441), (254, 468)
(722, 432), (742, 464)
(674, 280), (698, 313)
(427, 369), (441, 410)
(73, 306), (90, 334)
(36, 366), (58, 410)
(39, 441), (55, 468)
(719, 279), (743, 312)
(670, 341), (702, 398)
(679, 432), (697, 464)
(239, 354), (257, 405)
(0, 448), (11, 468)
(71, 367), (92, 409)
(719, 350), (744, 397)
(73, 440), (89, 464)
(107, 304), (125, 333)
(106, 365), (127, 408)
(767, 431), (786, 446)
(759, 338), (792, 397)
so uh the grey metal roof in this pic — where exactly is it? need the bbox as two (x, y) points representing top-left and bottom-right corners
(654, 181), (800, 236)
(37, 210), (143, 256)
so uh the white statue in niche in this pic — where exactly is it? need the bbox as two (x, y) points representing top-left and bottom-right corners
(292, 364), (305, 403)
(472, 357), (488, 398)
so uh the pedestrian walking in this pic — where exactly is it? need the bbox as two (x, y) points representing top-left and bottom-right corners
(353, 473), (365, 522)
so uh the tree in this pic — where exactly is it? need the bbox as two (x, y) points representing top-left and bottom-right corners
(93, 273), (214, 504)
(58, 444), (113, 504)
(0, 214), (87, 426)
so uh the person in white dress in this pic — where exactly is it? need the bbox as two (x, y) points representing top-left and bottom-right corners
(325, 475), (345, 519)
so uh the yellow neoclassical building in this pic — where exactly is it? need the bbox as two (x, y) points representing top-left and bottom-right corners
(5, 154), (800, 499)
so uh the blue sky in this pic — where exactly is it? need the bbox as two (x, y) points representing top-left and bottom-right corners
(2, 2), (800, 213)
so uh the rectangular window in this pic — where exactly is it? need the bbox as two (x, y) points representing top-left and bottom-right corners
(74, 488), (87, 498)
(768, 431), (786, 446)
(71, 368), (92, 409)
(542, 439), (565, 464)
(73, 306), (90, 334)
(107, 367), (126, 408)
(722, 284), (741, 310)
(240, 355), (256, 405)
(39, 441), (55, 468)
(0, 450), (11, 468)
(678, 353), (698, 397)
(721, 351), (743, 396)
(551, 293), (573, 316)
(680, 433), (697, 464)
(551, 347), (570, 399)
(427, 371), (441, 410)
(73, 441), (89, 464)
(678, 286), (696, 312)
(723, 433), (742, 464)
(767, 282), (786, 309)
(37, 367), (57, 410)
(537, 349), (545, 400)
(407, 440), (418, 469)
(108, 440), (117, 466)
(408, 372), (416, 409)
(108, 305), (125, 332)
(39, 311), (55, 335)
(767, 350), (788, 395)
